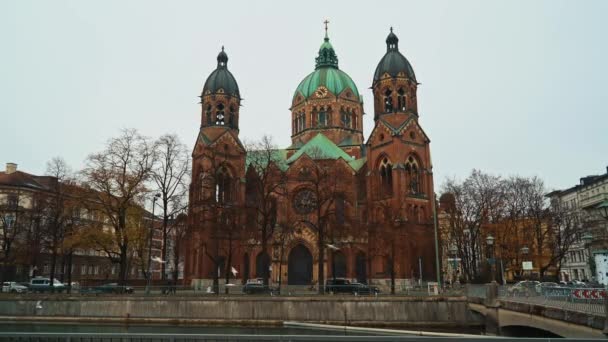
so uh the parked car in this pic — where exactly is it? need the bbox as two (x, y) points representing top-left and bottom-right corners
(536, 282), (559, 295)
(325, 279), (380, 295)
(2, 281), (28, 293)
(81, 283), (134, 294)
(29, 277), (67, 293)
(508, 281), (540, 296)
(242, 282), (276, 295)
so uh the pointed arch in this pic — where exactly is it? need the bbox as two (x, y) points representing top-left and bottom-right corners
(215, 165), (234, 203)
(377, 156), (393, 197)
(215, 102), (225, 125)
(383, 88), (393, 113)
(405, 154), (423, 195)
(397, 87), (406, 111)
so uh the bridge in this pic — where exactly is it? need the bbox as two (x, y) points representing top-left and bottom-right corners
(467, 283), (608, 338)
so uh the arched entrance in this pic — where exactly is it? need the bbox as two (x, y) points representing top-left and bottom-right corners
(332, 251), (346, 279)
(288, 244), (313, 285)
(242, 253), (250, 284)
(256, 252), (270, 280)
(355, 252), (367, 283)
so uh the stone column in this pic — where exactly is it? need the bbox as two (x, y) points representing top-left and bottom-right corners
(484, 281), (500, 336)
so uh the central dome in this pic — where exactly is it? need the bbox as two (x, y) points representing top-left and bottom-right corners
(293, 34), (360, 102)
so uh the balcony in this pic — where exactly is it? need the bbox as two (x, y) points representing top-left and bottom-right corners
(581, 193), (608, 209)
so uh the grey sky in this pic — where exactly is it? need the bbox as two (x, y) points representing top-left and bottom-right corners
(1, 0), (606, 191)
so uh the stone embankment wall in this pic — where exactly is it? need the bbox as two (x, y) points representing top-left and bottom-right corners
(0, 296), (481, 327)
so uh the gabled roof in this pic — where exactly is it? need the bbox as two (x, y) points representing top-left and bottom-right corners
(286, 133), (353, 164)
(0, 171), (52, 191)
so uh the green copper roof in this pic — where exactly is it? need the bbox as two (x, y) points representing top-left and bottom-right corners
(294, 68), (360, 101)
(293, 35), (360, 102)
(348, 157), (367, 171)
(246, 149), (289, 172)
(286, 133), (354, 164)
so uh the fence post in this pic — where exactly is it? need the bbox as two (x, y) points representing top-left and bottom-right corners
(484, 281), (500, 336)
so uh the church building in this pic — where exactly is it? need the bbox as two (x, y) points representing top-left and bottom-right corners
(184, 26), (437, 290)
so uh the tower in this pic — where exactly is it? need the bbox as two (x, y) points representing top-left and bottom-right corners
(186, 47), (246, 282)
(366, 28), (436, 281)
(289, 25), (365, 158)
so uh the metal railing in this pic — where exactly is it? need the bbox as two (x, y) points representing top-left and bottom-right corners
(466, 283), (607, 316)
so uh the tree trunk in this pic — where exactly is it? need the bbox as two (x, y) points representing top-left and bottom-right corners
(317, 224), (325, 295)
(161, 212), (168, 280)
(66, 251), (73, 294)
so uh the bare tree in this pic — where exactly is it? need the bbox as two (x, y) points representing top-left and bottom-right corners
(441, 170), (503, 282)
(82, 129), (155, 286)
(152, 134), (190, 280)
(0, 189), (27, 284)
(244, 135), (287, 286)
(296, 147), (345, 294)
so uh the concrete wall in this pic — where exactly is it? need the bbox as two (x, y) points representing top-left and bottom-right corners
(0, 296), (480, 327)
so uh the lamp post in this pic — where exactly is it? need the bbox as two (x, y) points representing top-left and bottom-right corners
(449, 245), (459, 285)
(486, 234), (495, 283)
(145, 193), (161, 295)
(521, 245), (530, 280)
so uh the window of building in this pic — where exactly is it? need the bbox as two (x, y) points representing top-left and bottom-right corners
(397, 88), (406, 111)
(215, 167), (232, 204)
(341, 109), (351, 128)
(6, 194), (18, 209)
(379, 158), (393, 197)
(215, 103), (225, 125)
(384, 88), (393, 113)
(206, 105), (212, 125)
(317, 111), (328, 127)
(405, 156), (422, 195)
(81, 264), (87, 275)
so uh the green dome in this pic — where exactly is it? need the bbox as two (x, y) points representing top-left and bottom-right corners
(202, 47), (240, 98)
(293, 35), (360, 101)
(294, 68), (360, 101)
(373, 28), (416, 85)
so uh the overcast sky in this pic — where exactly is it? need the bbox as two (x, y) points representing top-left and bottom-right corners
(1, 0), (607, 191)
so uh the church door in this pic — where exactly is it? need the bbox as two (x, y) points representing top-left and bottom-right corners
(355, 252), (367, 283)
(288, 244), (313, 285)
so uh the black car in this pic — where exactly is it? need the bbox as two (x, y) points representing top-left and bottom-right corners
(82, 283), (134, 294)
(242, 282), (276, 295)
(326, 279), (380, 295)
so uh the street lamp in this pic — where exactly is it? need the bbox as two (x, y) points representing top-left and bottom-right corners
(145, 193), (161, 295)
(486, 235), (495, 283)
(521, 245), (530, 280)
(449, 245), (459, 285)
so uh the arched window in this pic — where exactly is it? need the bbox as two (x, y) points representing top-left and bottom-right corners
(405, 156), (422, 195)
(215, 103), (225, 125)
(215, 166), (232, 203)
(341, 109), (352, 129)
(229, 106), (235, 127)
(397, 88), (406, 111)
(379, 158), (393, 197)
(384, 89), (393, 113)
(318, 110), (328, 127)
(206, 105), (212, 125)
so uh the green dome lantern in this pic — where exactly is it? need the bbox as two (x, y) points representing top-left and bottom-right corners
(293, 29), (360, 102)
